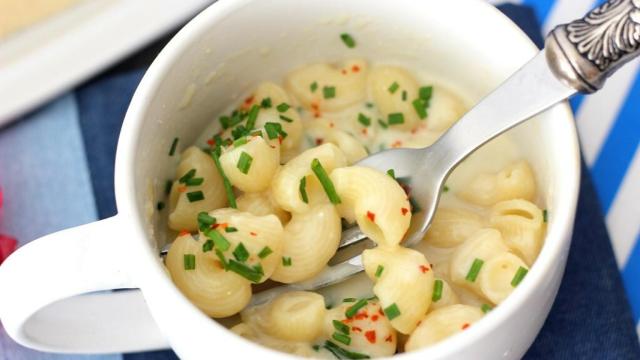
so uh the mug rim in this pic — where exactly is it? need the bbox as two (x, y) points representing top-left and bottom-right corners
(114, 0), (581, 357)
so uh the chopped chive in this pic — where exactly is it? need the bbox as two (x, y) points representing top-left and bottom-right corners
(231, 124), (249, 139)
(365, 102), (374, 108)
(282, 256), (292, 266)
(412, 99), (428, 119)
(279, 114), (294, 123)
(276, 103), (290, 112)
(419, 86), (433, 101)
(465, 258), (484, 282)
(186, 191), (204, 202)
(250, 130), (263, 137)
(204, 229), (230, 251)
(178, 169), (196, 183)
(185, 177), (204, 186)
(340, 33), (356, 48)
(169, 137), (179, 156)
(253, 263), (264, 276)
(481, 304), (493, 313)
(299, 177), (309, 204)
(358, 113), (371, 127)
(264, 122), (287, 140)
(232, 243), (250, 262)
(183, 254), (196, 270)
(202, 239), (214, 252)
(388, 112), (404, 125)
(246, 104), (260, 130)
(164, 180), (173, 195)
(219, 115), (231, 129)
(377, 119), (388, 129)
(375, 265), (384, 278)
(323, 86), (336, 99)
(323, 341), (370, 359)
(511, 266), (528, 287)
(215, 249), (228, 268)
(210, 150), (236, 208)
(384, 303), (401, 320)
(443, 185), (450, 192)
(258, 246), (273, 259)
(197, 212), (216, 231)
(310, 81), (318, 93)
(311, 158), (342, 204)
(388, 81), (399, 94)
(260, 97), (272, 108)
(333, 320), (350, 335)
(402, 90), (407, 101)
(156, 201), (165, 211)
(342, 298), (357, 303)
(312, 345), (320, 352)
(432, 279), (443, 302)
(225, 227), (238, 233)
(332, 332), (351, 346)
(386, 169), (395, 179)
(237, 151), (253, 174)
(227, 259), (263, 283)
(233, 137), (248, 147)
(345, 299), (368, 318)
(543, 209), (548, 223)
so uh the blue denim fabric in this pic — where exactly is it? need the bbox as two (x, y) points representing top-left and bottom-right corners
(72, 4), (640, 359)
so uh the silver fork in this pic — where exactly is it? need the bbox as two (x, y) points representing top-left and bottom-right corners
(249, 0), (640, 305)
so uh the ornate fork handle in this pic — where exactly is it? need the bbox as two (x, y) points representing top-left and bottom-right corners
(546, 0), (640, 92)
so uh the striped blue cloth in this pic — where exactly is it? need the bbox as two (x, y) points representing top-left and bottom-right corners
(0, 2), (638, 359)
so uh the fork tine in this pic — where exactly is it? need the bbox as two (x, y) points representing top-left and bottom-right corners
(338, 226), (367, 249)
(250, 255), (364, 306)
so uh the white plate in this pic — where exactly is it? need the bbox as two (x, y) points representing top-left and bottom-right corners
(0, 0), (213, 126)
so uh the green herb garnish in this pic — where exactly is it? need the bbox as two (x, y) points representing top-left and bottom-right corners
(332, 332), (351, 346)
(183, 254), (196, 270)
(156, 202), (165, 211)
(260, 97), (272, 108)
(386, 169), (395, 179)
(481, 304), (493, 313)
(311, 158), (341, 204)
(264, 122), (287, 140)
(323, 341), (370, 359)
(276, 103), (290, 112)
(388, 81), (399, 94)
(169, 137), (179, 156)
(224, 227), (238, 233)
(258, 246), (273, 259)
(246, 104), (260, 130)
(186, 191), (204, 202)
(178, 169), (196, 184)
(511, 266), (528, 287)
(543, 209), (548, 223)
(282, 256), (292, 267)
(210, 150), (236, 208)
(204, 229), (230, 251)
(299, 177), (309, 204)
(279, 114), (294, 123)
(323, 86), (336, 99)
(202, 240), (214, 252)
(432, 279), (443, 302)
(227, 259), (263, 283)
(310, 81), (318, 93)
(340, 33), (356, 48)
(384, 303), (401, 320)
(412, 99), (428, 119)
(237, 151), (253, 174)
(377, 119), (388, 129)
(345, 299), (368, 318)
(419, 86), (433, 101)
(333, 320), (350, 335)
(375, 265), (384, 278)
(466, 258), (484, 282)
(197, 212), (216, 231)
(388, 112), (404, 125)
(402, 90), (407, 101)
(232, 243), (250, 262)
(358, 113), (371, 127)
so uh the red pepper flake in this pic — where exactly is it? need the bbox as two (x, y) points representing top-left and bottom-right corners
(315, 138), (324, 145)
(364, 330), (376, 344)
(351, 326), (362, 333)
(178, 185), (187, 193)
(313, 111), (321, 118)
(410, 127), (418, 135)
(329, 122), (335, 128)
(419, 264), (430, 273)
(384, 334), (393, 343)
(354, 312), (369, 320)
(311, 102), (320, 111)
(278, 135), (283, 145)
(366, 211), (376, 222)
(270, 145), (277, 149)
(341, 69), (348, 75)
(371, 315), (379, 321)
(378, 308), (385, 316)
(401, 207), (409, 215)
(391, 140), (403, 148)
(250, 231), (258, 237)
(351, 65), (360, 73)
(178, 230), (190, 237)
(462, 323), (470, 330)
(361, 128), (368, 136)
(342, 318), (353, 324)
(207, 139), (215, 146)
(244, 95), (254, 105)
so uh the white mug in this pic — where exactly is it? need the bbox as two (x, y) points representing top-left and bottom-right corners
(0, 0), (581, 358)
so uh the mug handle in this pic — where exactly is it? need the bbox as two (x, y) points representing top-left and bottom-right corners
(0, 216), (169, 354)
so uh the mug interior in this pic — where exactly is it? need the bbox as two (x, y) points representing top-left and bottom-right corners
(116, 0), (580, 358)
